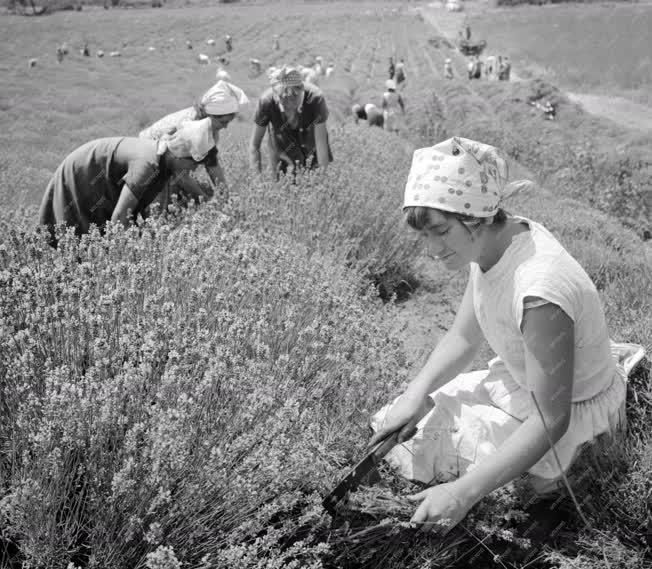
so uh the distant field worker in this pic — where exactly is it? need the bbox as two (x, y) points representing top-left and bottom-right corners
(299, 64), (320, 86)
(314, 56), (325, 76)
(249, 58), (262, 76)
(351, 103), (367, 125)
(369, 135), (646, 530)
(462, 22), (471, 40)
(139, 79), (249, 202)
(467, 55), (482, 80)
(388, 56), (396, 80)
(444, 58), (454, 79)
(351, 103), (383, 128)
(498, 56), (511, 81)
(215, 67), (231, 81)
(38, 124), (214, 246)
(382, 79), (406, 134)
(365, 103), (384, 128)
(541, 100), (556, 120)
(225, 34), (233, 52)
(325, 62), (335, 78)
(273, 34), (280, 51)
(249, 65), (333, 177)
(395, 58), (406, 89)
(485, 55), (497, 80)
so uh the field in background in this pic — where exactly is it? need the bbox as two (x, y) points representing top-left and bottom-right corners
(463, 2), (652, 105)
(1, 2), (651, 568)
(0, 1), (449, 208)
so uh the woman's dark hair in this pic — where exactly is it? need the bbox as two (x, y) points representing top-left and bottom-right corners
(404, 206), (508, 231)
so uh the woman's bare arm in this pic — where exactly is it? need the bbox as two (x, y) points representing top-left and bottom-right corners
(314, 122), (330, 169)
(454, 301), (575, 503)
(205, 155), (228, 199)
(111, 184), (139, 227)
(249, 124), (267, 173)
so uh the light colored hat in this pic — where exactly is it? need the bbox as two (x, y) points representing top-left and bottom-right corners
(157, 117), (215, 162)
(364, 103), (378, 114)
(215, 68), (231, 81)
(385, 79), (397, 90)
(201, 80), (249, 115)
(403, 136), (533, 217)
(269, 65), (304, 89)
(445, 58), (452, 63)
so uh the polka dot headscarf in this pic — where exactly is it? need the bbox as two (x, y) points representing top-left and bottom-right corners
(403, 137), (533, 218)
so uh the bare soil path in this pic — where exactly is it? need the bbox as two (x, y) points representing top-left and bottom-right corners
(389, 257), (462, 371)
(566, 92), (652, 132)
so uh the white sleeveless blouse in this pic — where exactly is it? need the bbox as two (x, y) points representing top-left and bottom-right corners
(372, 215), (644, 488)
(469, 215), (617, 404)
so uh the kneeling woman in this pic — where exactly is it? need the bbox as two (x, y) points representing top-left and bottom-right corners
(370, 136), (644, 531)
(39, 119), (215, 246)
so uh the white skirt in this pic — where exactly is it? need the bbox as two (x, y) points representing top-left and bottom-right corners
(383, 109), (405, 132)
(371, 341), (645, 495)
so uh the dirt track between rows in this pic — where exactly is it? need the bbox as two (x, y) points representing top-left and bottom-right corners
(566, 92), (652, 132)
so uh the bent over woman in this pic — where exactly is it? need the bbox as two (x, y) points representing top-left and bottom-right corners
(39, 119), (215, 246)
(139, 79), (249, 203)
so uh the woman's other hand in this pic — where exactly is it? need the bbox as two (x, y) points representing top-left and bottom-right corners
(367, 393), (433, 449)
(407, 480), (477, 534)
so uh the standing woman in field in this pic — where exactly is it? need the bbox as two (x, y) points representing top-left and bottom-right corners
(38, 120), (215, 246)
(370, 136), (645, 530)
(382, 79), (406, 134)
(139, 79), (249, 203)
(498, 56), (512, 81)
(444, 58), (454, 80)
(395, 58), (407, 90)
(249, 65), (333, 178)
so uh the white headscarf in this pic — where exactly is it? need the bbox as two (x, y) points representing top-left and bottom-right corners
(157, 117), (215, 162)
(215, 68), (231, 81)
(269, 65), (305, 89)
(403, 136), (534, 218)
(201, 80), (249, 116)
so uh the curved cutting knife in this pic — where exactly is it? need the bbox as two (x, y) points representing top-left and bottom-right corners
(322, 430), (404, 515)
